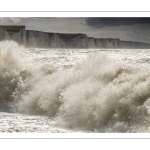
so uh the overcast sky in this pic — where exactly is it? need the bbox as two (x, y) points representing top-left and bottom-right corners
(0, 17), (150, 44)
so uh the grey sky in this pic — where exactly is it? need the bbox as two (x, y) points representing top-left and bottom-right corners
(0, 17), (150, 44)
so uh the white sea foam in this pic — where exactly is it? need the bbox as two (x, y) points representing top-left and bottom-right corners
(1, 40), (150, 132)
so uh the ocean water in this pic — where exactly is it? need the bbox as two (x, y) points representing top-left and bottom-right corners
(1, 40), (150, 133)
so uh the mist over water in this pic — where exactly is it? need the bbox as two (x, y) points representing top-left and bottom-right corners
(1, 40), (150, 132)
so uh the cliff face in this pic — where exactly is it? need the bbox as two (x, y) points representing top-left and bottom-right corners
(11, 27), (26, 45)
(49, 33), (65, 48)
(25, 30), (65, 48)
(94, 38), (120, 48)
(62, 35), (121, 48)
(26, 30), (50, 48)
(66, 34), (89, 48)
(0, 27), (10, 41)
(120, 41), (150, 49)
(1, 26), (150, 49)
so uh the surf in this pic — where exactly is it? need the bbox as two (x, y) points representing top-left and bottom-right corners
(1, 40), (150, 132)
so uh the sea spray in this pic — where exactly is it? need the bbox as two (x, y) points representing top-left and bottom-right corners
(1, 40), (150, 132)
(0, 41), (26, 110)
(14, 50), (150, 132)
(0, 41), (57, 111)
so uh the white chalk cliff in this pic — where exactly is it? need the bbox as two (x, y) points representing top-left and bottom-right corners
(1, 26), (150, 49)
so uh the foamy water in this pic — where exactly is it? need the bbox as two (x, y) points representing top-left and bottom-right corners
(1, 40), (150, 133)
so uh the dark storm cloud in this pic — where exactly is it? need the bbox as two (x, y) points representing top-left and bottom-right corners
(86, 18), (150, 28)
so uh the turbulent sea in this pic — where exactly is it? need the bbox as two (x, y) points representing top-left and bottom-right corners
(1, 40), (150, 133)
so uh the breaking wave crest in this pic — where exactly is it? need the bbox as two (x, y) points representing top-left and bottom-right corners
(1, 40), (150, 132)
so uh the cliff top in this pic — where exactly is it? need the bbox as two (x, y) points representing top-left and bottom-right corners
(0, 25), (25, 35)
